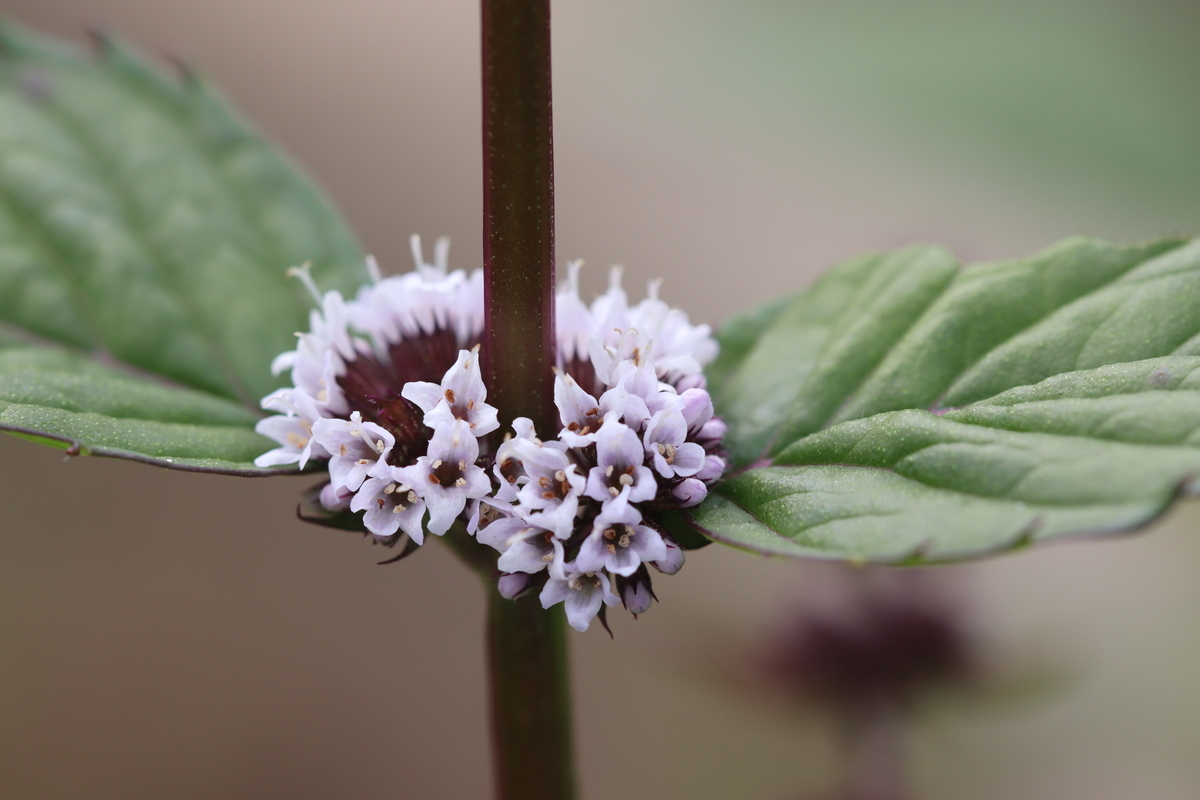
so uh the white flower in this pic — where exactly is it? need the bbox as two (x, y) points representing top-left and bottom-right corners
(311, 411), (395, 492)
(402, 419), (491, 535)
(574, 501), (667, 577)
(642, 408), (706, 479)
(351, 462), (427, 543)
(583, 418), (657, 506)
(492, 417), (541, 503)
(539, 566), (620, 632)
(401, 348), (499, 437)
(555, 260), (593, 369)
(254, 388), (328, 468)
(511, 438), (585, 540)
(553, 370), (603, 447)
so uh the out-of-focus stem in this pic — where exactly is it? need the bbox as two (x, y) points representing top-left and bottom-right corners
(487, 591), (575, 800)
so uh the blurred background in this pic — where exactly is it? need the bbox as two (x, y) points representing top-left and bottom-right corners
(2, 1), (1200, 797)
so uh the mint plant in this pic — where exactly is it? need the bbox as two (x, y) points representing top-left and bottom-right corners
(2, 6), (1197, 799)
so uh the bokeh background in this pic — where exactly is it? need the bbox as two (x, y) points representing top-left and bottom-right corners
(2, 1), (1200, 798)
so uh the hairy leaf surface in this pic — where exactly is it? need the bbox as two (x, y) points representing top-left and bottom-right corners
(0, 21), (365, 472)
(697, 237), (1200, 561)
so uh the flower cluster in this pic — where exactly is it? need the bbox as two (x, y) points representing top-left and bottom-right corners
(256, 238), (725, 631)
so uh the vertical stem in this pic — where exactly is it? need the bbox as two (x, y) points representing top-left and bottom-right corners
(487, 592), (575, 800)
(480, 2), (573, 800)
(481, 0), (557, 435)
(844, 696), (908, 800)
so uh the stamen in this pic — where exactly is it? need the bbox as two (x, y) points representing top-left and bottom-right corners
(554, 470), (566, 482)
(605, 465), (614, 478)
(365, 254), (383, 284)
(618, 473), (634, 487)
(339, 444), (349, 457)
(428, 473), (441, 485)
(356, 458), (371, 466)
(432, 459), (443, 469)
(383, 483), (397, 494)
(285, 262), (322, 305)
(445, 389), (456, 404)
(393, 503), (406, 513)
(434, 235), (451, 273)
(455, 478), (467, 487)
(409, 234), (425, 271)
(618, 532), (631, 548)
(542, 491), (556, 499)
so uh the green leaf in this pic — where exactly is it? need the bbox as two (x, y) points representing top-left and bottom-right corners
(697, 237), (1200, 562)
(0, 21), (365, 472)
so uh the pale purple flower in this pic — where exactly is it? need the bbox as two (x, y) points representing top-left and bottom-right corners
(492, 417), (540, 503)
(555, 260), (593, 369)
(584, 419), (657, 505)
(627, 279), (718, 382)
(642, 408), (706, 479)
(401, 348), (499, 437)
(254, 388), (328, 468)
(311, 411), (395, 492)
(574, 501), (668, 577)
(351, 462), (427, 543)
(499, 531), (563, 575)
(540, 566), (620, 632)
(402, 419), (491, 534)
(513, 439), (585, 540)
(553, 370), (603, 447)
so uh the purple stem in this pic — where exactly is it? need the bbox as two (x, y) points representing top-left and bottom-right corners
(479, 3), (575, 799)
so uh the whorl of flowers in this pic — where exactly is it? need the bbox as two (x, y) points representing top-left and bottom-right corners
(256, 238), (726, 632)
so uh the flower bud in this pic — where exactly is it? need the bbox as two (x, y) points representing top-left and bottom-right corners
(651, 538), (686, 575)
(697, 454), (726, 483)
(671, 477), (707, 508)
(621, 575), (654, 615)
(698, 417), (727, 444)
(497, 572), (533, 600)
(319, 482), (353, 511)
(679, 388), (714, 433)
(675, 373), (707, 392)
